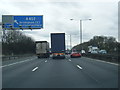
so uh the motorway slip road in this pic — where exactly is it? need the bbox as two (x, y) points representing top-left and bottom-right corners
(1, 55), (118, 88)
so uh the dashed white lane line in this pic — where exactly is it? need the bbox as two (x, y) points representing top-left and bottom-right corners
(77, 65), (83, 70)
(45, 60), (47, 62)
(0, 58), (35, 68)
(69, 59), (71, 61)
(32, 67), (38, 72)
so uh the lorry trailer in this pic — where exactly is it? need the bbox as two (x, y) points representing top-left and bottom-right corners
(51, 33), (65, 59)
(35, 41), (50, 58)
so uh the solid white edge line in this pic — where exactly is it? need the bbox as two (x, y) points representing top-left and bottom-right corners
(32, 67), (38, 72)
(77, 65), (82, 69)
(0, 58), (34, 68)
(85, 57), (119, 66)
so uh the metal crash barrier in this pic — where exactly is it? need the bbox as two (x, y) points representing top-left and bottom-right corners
(82, 53), (119, 64)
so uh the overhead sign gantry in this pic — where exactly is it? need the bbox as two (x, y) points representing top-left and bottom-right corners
(2, 15), (43, 30)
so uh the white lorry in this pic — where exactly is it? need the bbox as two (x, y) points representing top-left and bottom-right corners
(35, 41), (50, 58)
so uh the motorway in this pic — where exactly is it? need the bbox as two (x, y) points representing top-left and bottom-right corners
(2, 55), (118, 88)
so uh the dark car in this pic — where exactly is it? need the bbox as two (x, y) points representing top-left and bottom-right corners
(70, 52), (81, 58)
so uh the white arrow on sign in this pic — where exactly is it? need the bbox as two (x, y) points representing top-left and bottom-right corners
(14, 20), (19, 24)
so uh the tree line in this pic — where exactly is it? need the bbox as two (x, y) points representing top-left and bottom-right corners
(2, 31), (119, 55)
(73, 36), (120, 54)
(2, 30), (35, 55)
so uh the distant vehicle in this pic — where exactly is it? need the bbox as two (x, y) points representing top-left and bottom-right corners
(35, 41), (50, 58)
(91, 50), (98, 54)
(70, 52), (81, 58)
(99, 50), (107, 54)
(51, 33), (65, 59)
(88, 46), (99, 54)
(65, 50), (71, 55)
(81, 50), (86, 54)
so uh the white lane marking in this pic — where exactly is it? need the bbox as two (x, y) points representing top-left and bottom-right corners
(69, 59), (71, 61)
(96, 60), (119, 66)
(45, 60), (47, 62)
(0, 58), (35, 68)
(32, 67), (38, 72)
(85, 57), (119, 66)
(77, 65), (83, 70)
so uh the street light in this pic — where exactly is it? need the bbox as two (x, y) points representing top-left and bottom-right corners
(70, 18), (92, 51)
(80, 19), (92, 44)
(65, 34), (78, 50)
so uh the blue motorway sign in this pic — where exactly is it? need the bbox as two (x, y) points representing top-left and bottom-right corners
(13, 15), (43, 29)
(3, 23), (12, 28)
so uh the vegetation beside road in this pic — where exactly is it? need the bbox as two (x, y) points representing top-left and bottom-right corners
(72, 36), (119, 64)
(73, 36), (119, 54)
(2, 30), (35, 56)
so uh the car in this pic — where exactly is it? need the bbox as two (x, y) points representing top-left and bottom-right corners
(99, 50), (107, 54)
(70, 52), (81, 58)
(81, 50), (86, 54)
(91, 50), (98, 54)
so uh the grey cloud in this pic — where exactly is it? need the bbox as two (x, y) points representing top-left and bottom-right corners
(0, 1), (118, 45)
(0, 10), (10, 22)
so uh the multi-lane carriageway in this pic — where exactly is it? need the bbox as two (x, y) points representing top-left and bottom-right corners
(1, 55), (118, 88)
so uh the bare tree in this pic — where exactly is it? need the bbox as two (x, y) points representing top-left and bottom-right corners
(2, 30), (35, 55)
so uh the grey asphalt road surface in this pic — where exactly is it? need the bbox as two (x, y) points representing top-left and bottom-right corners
(2, 55), (118, 88)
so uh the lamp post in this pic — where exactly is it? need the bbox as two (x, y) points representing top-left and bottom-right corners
(70, 18), (91, 52)
(80, 19), (91, 44)
(65, 34), (72, 50)
(66, 34), (78, 50)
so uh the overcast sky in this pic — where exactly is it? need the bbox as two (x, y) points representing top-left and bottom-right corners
(0, 0), (119, 48)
